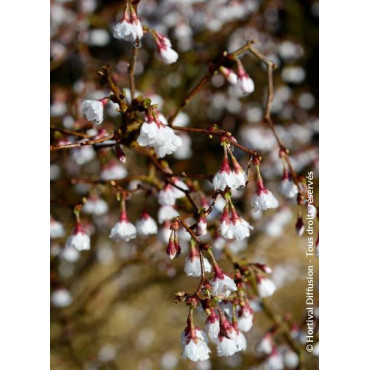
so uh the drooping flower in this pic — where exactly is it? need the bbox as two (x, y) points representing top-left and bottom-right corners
(155, 32), (178, 64)
(210, 265), (237, 298)
(213, 156), (234, 191)
(82, 196), (108, 215)
(166, 230), (181, 260)
(66, 222), (90, 251)
(110, 211), (137, 242)
(101, 160), (127, 180)
(113, 4), (143, 43)
(237, 304), (254, 332)
(137, 112), (182, 158)
(181, 327), (211, 362)
(223, 209), (253, 240)
(82, 98), (108, 124)
(283, 348), (299, 369)
(60, 246), (80, 263)
(158, 205), (179, 224)
(266, 348), (284, 370)
(280, 178), (298, 199)
(205, 309), (220, 343)
(250, 169), (279, 211)
(257, 276), (277, 298)
(136, 210), (158, 236)
(257, 332), (274, 355)
(229, 151), (247, 188)
(234, 329), (247, 352)
(158, 184), (178, 206)
(237, 64), (254, 95)
(50, 216), (65, 239)
(216, 314), (238, 357)
(184, 240), (212, 277)
(219, 66), (238, 85)
(196, 216), (208, 236)
(219, 203), (231, 236)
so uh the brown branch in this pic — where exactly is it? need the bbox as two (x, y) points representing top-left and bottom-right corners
(50, 133), (115, 151)
(129, 46), (138, 99)
(50, 125), (91, 139)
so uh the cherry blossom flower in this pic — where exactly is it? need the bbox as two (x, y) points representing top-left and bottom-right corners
(196, 216), (208, 236)
(237, 305), (254, 332)
(205, 309), (220, 343)
(137, 113), (182, 158)
(50, 216), (65, 239)
(113, 4), (143, 43)
(82, 196), (108, 215)
(82, 98), (108, 124)
(158, 205), (179, 224)
(223, 209), (253, 240)
(219, 66), (238, 85)
(101, 160), (127, 180)
(181, 327), (211, 362)
(283, 348), (299, 369)
(237, 64), (254, 95)
(216, 315), (238, 357)
(266, 348), (284, 370)
(234, 329), (247, 352)
(280, 177), (298, 199)
(212, 157), (235, 191)
(155, 33), (178, 64)
(257, 333), (274, 354)
(219, 204), (231, 236)
(210, 265), (237, 297)
(184, 241), (212, 277)
(136, 210), (158, 236)
(110, 211), (137, 241)
(166, 230), (181, 260)
(158, 184), (178, 206)
(66, 222), (90, 251)
(250, 171), (279, 211)
(257, 276), (277, 298)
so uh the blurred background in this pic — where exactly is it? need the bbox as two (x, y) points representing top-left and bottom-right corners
(50, 0), (319, 369)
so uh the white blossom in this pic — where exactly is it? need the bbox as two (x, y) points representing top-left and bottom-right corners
(158, 206), (179, 224)
(51, 289), (73, 308)
(137, 119), (182, 158)
(216, 335), (238, 357)
(266, 351), (284, 370)
(279, 178), (298, 199)
(184, 254), (212, 277)
(257, 277), (277, 298)
(251, 189), (279, 211)
(257, 334), (274, 355)
(211, 270), (237, 297)
(156, 34), (178, 64)
(158, 184), (177, 206)
(205, 311), (220, 343)
(110, 213), (137, 242)
(223, 212), (253, 240)
(181, 329), (211, 362)
(82, 99), (105, 124)
(234, 331), (247, 352)
(238, 74), (254, 94)
(283, 349), (299, 368)
(83, 198), (108, 215)
(66, 224), (90, 251)
(101, 161), (127, 180)
(50, 217), (65, 239)
(136, 211), (158, 236)
(237, 307), (254, 332)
